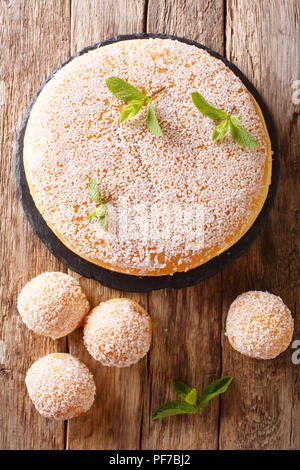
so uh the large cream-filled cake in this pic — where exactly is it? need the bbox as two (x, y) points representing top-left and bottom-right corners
(23, 38), (272, 276)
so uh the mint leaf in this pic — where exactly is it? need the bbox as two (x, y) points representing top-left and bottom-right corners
(174, 382), (197, 405)
(87, 178), (110, 231)
(99, 214), (107, 231)
(197, 376), (233, 409)
(88, 178), (102, 204)
(191, 92), (228, 121)
(87, 205), (105, 220)
(229, 115), (258, 148)
(106, 77), (146, 102)
(174, 381), (192, 400)
(87, 206), (108, 231)
(212, 119), (230, 142)
(87, 203), (108, 231)
(152, 401), (196, 420)
(185, 388), (197, 406)
(146, 100), (162, 136)
(120, 99), (145, 123)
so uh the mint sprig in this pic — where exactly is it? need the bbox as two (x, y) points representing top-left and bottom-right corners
(106, 76), (163, 136)
(87, 178), (110, 231)
(191, 91), (258, 148)
(152, 376), (233, 420)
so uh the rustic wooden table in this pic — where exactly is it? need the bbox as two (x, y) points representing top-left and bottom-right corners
(0, 0), (299, 450)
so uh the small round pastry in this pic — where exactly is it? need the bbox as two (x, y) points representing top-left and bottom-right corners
(226, 291), (294, 359)
(83, 298), (152, 367)
(17, 272), (89, 339)
(25, 353), (96, 420)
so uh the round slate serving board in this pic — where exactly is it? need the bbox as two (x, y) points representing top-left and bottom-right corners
(15, 33), (279, 292)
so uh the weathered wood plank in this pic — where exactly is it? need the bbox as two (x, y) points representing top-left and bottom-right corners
(147, 0), (224, 53)
(219, 0), (300, 450)
(0, 0), (70, 450)
(143, 0), (225, 450)
(71, 0), (147, 52)
(141, 281), (223, 450)
(67, 0), (148, 450)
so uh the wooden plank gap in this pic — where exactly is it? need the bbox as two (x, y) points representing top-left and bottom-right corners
(143, 0), (149, 33)
(223, 0), (227, 57)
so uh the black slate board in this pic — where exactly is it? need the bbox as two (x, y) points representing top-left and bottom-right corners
(15, 33), (279, 292)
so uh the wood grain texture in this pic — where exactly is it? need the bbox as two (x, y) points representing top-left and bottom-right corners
(71, 0), (147, 53)
(0, 0), (70, 450)
(141, 281), (222, 449)
(67, 0), (148, 450)
(147, 0), (224, 53)
(219, 0), (300, 450)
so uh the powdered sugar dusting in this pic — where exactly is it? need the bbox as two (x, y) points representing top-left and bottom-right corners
(24, 38), (271, 275)
(226, 291), (294, 359)
(25, 353), (96, 420)
(83, 298), (152, 367)
(17, 272), (89, 339)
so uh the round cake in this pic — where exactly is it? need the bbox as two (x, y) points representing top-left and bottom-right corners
(17, 272), (89, 339)
(23, 38), (272, 276)
(83, 298), (152, 367)
(25, 353), (96, 420)
(226, 291), (293, 359)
